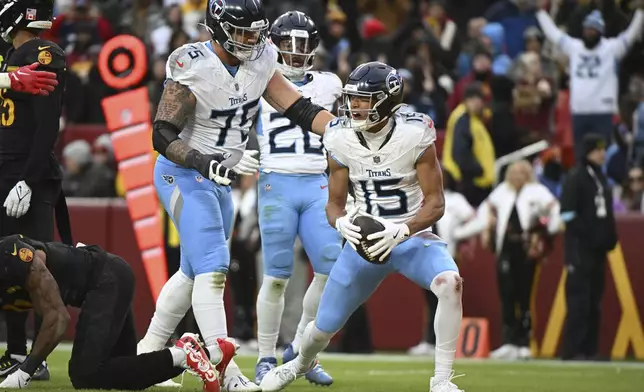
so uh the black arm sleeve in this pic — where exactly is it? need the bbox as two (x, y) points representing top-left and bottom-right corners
(452, 117), (483, 178)
(152, 120), (181, 156)
(282, 96), (326, 132)
(20, 48), (66, 186)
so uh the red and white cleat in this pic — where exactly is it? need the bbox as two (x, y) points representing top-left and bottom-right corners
(175, 334), (219, 392)
(211, 338), (237, 386)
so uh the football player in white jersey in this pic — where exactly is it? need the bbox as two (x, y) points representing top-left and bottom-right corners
(260, 62), (464, 392)
(536, 0), (644, 161)
(254, 11), (340, 386)
(136, 1), (336, 391)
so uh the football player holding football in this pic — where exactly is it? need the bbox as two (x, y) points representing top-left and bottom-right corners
(260, 62), (464, 392)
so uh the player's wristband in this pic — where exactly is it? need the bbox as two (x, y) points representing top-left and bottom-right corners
(0, 73), (10, 89)
(19, 355), (40, 376)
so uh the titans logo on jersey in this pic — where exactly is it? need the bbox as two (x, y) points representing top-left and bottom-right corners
(257, 71), (341, 174)
(165, 41), (277, 166)
(324, 108), (436, 224)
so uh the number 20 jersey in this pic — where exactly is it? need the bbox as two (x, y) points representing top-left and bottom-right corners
(257, 71), (342, 174)
(165, 42), (277, 165)
(324, 110), (437, 224)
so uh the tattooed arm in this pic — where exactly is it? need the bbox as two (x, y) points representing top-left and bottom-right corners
(20, 251), (69, 375)
(263, 71), (335, 136)
(151, 80), (233, 183)
(152, 80), (198, 166)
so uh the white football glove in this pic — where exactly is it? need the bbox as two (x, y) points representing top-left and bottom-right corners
(3, 180), (32, 218)
(0, 368), (31, 388)
(233, 150), (260, 175)
(335, 207), (362, 250)
(208, 160), (233, 186)
(366, 216), (410, 262)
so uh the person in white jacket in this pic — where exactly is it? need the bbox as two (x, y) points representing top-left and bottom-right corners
(479, 160), (561, 360)
(409, 170), (483, 356)
(535, 0), (644, 161)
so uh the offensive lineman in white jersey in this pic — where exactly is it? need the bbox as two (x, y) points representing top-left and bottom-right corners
(536, 0), (644, 161)
(137, 1), (337, 391)
(260, 62), (464, 392)
(254, 12), (340, 386)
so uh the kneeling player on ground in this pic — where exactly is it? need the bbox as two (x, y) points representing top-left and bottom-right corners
(260, 62), (464, 392)
(0, 235), (236, 390)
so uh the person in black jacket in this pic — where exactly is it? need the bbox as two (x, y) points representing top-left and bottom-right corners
(559, 133), (618, 360)
(0, 0), (68, 380)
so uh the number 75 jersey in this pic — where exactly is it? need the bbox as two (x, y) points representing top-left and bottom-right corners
(166, 42), (277, 165)
(324, 110), (437, 224)
(257, 71), (342, 174)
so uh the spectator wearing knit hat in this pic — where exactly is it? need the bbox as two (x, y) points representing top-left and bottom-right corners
(62, 140), (116, 198)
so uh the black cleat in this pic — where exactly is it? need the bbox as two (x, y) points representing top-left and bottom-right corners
(31, 361), (50, 381)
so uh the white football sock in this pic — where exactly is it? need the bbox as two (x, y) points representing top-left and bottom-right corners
(256, 275), (288, 359)
(294, 321), (333, 373)
(168, 347), (186, 367)
(192, 272), (228, 346)
(192, 272), (249, 380)
(430, 271), (463, 383)
(138, 271), (193, 353)
(292, 273), (328, 353)
(206, 344), (223, 365)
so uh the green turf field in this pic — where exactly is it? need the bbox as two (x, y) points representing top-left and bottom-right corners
(13, 349), (644, 392)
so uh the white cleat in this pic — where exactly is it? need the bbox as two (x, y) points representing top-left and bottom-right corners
(222, 373), (261, 392)
(137, 339), (182, 387)
(408, 341), (436, 356)
(259, 361), (303, 392)
(489, 344), (519, 360)
(517, 346), (532, 360)
(430, 371), (464, 392)
(155, 379), (182, 387)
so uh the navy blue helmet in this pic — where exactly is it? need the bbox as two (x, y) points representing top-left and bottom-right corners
(339, 61), (404, 131)
(205, 0), (269, 61)
(0, 0), (53, 43)
(270, 11), (319, 79)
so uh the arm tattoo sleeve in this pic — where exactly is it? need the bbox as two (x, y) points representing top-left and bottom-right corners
(25, 259), (69, 371)
(155, 81), (198, 165)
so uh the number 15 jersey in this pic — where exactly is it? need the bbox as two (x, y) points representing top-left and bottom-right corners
(324, 110), (436, 225)
(257, 71), (342, 174)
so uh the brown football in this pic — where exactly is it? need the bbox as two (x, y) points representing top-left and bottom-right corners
(352, 215), (390, 264)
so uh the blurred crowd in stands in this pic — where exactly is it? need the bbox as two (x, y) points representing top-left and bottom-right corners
(50, 0), (644, 214)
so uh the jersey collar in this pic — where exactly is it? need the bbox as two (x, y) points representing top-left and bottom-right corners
(355, 118), (396, 151)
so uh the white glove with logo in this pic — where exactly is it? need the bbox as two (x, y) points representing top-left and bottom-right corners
(366, 216), (410, 262)
(0, 368), (31, 388)
(4, 180), (32, 218)
(233, 150), (260, 175)
(208, 160), (233, 186)
(335, 207), (362, 250)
